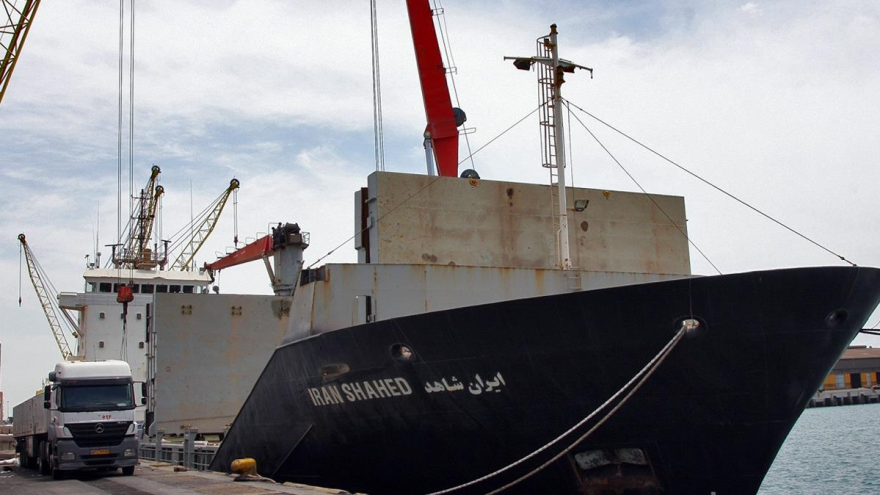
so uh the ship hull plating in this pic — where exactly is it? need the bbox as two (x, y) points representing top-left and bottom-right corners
(212, 266), (880, 494)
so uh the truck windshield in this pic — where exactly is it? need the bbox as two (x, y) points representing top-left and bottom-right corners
(61, 384), (134, 412)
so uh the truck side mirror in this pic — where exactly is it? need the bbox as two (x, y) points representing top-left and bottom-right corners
(141, 382), (147, 398)
(43, 385), (51, 409)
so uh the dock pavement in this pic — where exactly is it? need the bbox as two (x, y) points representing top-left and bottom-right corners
(0, 460), (365, 495)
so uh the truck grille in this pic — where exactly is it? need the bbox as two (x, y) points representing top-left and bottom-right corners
(68, 421), (130, 448)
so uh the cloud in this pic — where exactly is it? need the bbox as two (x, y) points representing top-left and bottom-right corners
(2, 0), (880, 412)
(741, 3), (762, 16)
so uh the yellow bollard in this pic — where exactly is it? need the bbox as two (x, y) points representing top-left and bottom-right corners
(230, 457), (257, 476)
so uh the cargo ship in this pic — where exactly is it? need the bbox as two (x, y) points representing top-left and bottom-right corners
(209, 14), (880, 495)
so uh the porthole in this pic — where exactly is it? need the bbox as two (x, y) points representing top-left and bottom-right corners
(391, 343), (415, 363)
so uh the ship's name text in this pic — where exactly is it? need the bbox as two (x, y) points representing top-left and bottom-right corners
(307, 378), (412, 406)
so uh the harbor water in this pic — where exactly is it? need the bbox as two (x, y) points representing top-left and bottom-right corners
(758, 403), (880, 494)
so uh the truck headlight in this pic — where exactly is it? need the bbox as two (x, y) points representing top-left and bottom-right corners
(124, 449), (136, 457)
(60, 452), (75, 461)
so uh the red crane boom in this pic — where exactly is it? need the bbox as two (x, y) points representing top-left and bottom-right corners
(405, 0), (459, 177)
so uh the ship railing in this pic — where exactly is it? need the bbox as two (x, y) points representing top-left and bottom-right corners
(138, 428), (218, 471)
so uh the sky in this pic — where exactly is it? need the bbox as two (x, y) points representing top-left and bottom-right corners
(1, 0), (879, 413)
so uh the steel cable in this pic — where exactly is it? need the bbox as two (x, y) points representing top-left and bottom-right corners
(564, 99), (856, 267)
(426, 324), (687, 495)
(563, 99), (722, 275)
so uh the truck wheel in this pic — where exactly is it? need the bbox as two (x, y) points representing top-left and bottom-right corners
(38, 442), (51, 476)
(122, 466), (135, 476)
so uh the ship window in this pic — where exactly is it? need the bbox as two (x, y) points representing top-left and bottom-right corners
(87, 282), (96, 293)
(131, 284), (140, 294)
(99, 341), (105, 348)
(99, 283), (112, 293)
(156, 285), (168, 293)
(99, 312), (105, 319)
(835, 375), (845, 389)
(139, 342), (145, 349)
(141, 284), (154, 294)
(183, 285), (194, 294)
(169, 285), (181, 293)
(136, 313), (142, 320)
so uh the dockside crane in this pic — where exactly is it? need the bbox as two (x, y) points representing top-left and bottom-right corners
(111, 165), (165, 269)
(18, 233), (79, 361)
(167, 178), (240, 271)
(0, 0), (41, 106)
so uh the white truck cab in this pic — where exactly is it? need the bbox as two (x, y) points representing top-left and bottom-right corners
(14, 360), (141, 478)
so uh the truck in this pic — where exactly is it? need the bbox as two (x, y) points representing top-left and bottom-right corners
(13, 360), (141, 479)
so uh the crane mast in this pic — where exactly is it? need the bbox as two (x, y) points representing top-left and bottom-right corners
(169, 178), (240, 271)
(113, 165), (164, 269)
(18, 233), (79, 361)
(0, 0), (41, 106)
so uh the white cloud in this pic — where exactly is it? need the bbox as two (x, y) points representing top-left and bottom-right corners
(741, 3), (762, 16)
(2, 0), (880, 412)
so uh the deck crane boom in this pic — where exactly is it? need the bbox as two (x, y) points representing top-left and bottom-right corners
(204, 222), (308, 296)
(0, 0), (41, 106)
(18, 233), (79, 361)
(405, 0), (463, 177)
(168, 178), (240, 271)
(112, 165), (164, 269)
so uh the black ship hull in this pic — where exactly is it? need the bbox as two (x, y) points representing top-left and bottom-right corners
(211, 266), (880, 494)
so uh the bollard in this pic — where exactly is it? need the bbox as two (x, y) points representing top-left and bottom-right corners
(157, 429), (165, 462)
(183, 428), (198, 469)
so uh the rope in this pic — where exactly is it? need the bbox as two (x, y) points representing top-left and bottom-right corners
(427, 324), (687, 495)
(458, 103), (543, 165)
(563, 100), (722, 275)
(564, 100), (856, 267)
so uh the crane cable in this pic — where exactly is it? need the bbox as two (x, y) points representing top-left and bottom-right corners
(370, 0), (385, 172)
(431, 0), (475, 172)
(18, 241), (22, 306)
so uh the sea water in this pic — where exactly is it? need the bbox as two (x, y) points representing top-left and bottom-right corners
(758, 403), (880, 494)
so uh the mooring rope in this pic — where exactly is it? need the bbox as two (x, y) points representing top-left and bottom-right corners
(426, 324), (688, 495)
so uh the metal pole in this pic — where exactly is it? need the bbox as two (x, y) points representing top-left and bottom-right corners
(424, 133), (436, 176)
(549, 25), (572, 270)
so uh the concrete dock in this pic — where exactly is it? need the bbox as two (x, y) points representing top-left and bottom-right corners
(0, 461), (362, 495)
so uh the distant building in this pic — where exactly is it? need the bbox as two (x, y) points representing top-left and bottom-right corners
(822, 346), (880, 390)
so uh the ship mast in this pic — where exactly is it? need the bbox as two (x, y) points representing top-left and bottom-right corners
(506, 24), (592, 270)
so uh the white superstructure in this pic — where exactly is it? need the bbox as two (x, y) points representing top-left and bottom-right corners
(58, 266), (211, 422)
